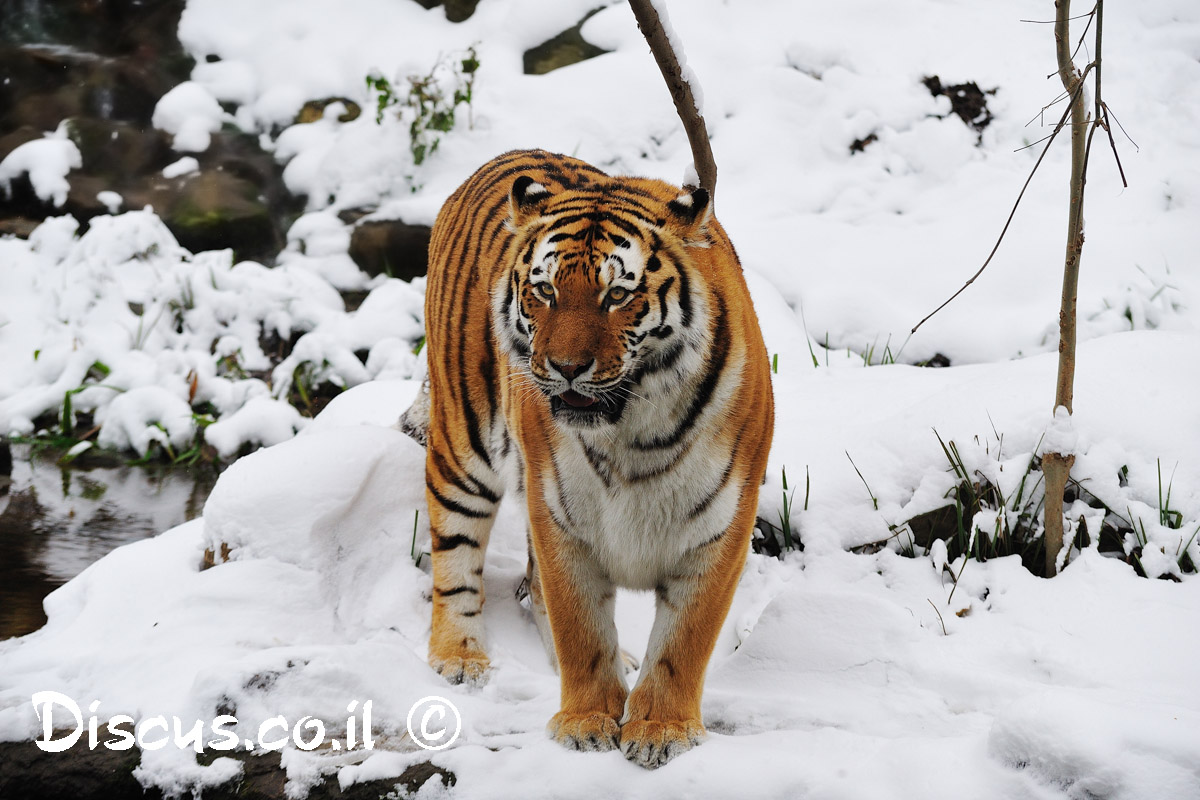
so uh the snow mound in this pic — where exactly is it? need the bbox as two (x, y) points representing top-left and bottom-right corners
(0, 132), (82, 207)
(152, 81), (227, 152)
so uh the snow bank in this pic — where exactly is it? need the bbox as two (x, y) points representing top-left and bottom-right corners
(0, 210), (425, 455)
(1, 380), (1196, 799)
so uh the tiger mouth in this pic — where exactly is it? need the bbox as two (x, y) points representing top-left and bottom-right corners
(558, 390), (597, 409)
(548, 386), (627, 425)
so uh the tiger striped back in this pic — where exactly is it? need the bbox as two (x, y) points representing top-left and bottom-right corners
(414, 149), (773, 769)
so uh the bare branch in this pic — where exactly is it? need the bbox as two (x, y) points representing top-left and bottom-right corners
(1104, 103), (1139, 151)
(627, 0), (717, 197)
(1089, 0), (1128, 189)
(910, 67), (1092, 335)
(1019, 11), (1095, 23)
(1015, 130), (1060, 153)
(1101, 106), (1129, 187)
(1026, 89), (1072, 127)
(1070, 6), (1097, 62)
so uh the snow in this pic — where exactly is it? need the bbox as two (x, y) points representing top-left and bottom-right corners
(94, 386), (197, 457)
(162, 156), (200, 178)
(646, 0), (704, 116)
(203, 396), (307, 459)
(1, 0), (1199, 797)
(96, 190), (124, 214)
(2, 379), (1198, 798)
(0, 127), (82, 207)
(152, 81), (228, 153)
(1043, 404), (1076, 457)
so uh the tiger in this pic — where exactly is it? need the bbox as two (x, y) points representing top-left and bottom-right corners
(404, 148), (774, 769)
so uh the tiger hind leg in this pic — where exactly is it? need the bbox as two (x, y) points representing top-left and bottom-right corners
(425, 448), (501, 686)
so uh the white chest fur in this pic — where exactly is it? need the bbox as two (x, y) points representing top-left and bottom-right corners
(532, 354), (747, 590)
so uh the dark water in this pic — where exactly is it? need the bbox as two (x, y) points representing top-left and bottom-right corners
(0, 443), (219, 639)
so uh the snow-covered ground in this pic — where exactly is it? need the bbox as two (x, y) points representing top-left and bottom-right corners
(2, 0), (1199, 797)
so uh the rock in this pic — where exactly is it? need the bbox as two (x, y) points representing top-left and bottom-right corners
(0, 736), (457, 800)
(0, 44), (176, 133)
(0, 731), (146, 800)
(923, 75), (996, 140)
(903, 504), (960, 550)
(0, 173), (52, 220)
(919, 353), (952, 368)
(63, 118), (173, 184)
(0, 126), (43, 161)
(143, 170), (280, 262)
(523, 10), (610, 75)
(0, 216), (40, 238)
(64, 173), (121, 220)
(9, 85), (86, 134)
(443, 0), (482, 22)
(849, 132), (878, 155)
(405, 0), (481, 22)
(348, 219), (431, 280)
(295, 98), (362, 125)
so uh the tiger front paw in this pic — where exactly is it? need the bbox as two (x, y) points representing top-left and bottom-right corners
(548, 711), (621, 752)
(429, 653), (491, 687)
(619, 719), (705, 769)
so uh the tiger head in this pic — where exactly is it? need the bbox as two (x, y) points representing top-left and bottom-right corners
(495, 175), (712, 428)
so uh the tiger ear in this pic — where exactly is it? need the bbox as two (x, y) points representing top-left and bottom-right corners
(665, 187), (711, 244)
(510, 176), (553, 228)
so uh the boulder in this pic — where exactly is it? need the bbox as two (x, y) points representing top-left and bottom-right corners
(132, 170), (279, 262)
(347, 219), (431, 280)
(523, 10), (610, 75)
(63, 118), (174, 184)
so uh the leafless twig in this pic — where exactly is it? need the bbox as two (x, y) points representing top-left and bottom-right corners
(910, 66), (1093, 335)
(627, 0), (717, 198)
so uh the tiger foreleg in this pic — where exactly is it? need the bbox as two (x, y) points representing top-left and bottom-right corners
(619, 490), (757, 768)
(523, 535), (558, 670)
(530, 513), (628, 752)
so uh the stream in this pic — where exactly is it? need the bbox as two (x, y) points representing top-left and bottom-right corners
(0, 443), (220, 639)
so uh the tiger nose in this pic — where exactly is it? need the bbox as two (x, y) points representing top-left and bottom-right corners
(550, 359), (592, 381)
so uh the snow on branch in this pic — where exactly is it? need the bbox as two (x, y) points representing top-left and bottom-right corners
(627, 0), (717, 198)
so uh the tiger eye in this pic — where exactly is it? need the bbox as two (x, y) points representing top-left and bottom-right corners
(536, 283), (555, 300)
(607, 287), (629, 304)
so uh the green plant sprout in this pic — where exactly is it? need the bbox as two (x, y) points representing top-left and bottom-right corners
(367, 45), (479, 168)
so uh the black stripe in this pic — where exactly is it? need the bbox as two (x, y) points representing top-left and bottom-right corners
(694, 528), (727, 548)
(436, 585), (480, 597)
(429, 483), (492, 519)
(674, 256), (694, 328)
(632, 341), (684, 383)
(549, 454), (576, 530)
(654, 276), (675, 328)
(431, 449), (501, 504)
(460, 392), (493, 470)
(579, 439), (614, 490)
(432, 533), (481, 551)
(547, 505), (572, 534)
(634, 295), (729, 451)
(546, 211), (646, 239)
(627, 441), (695, 482)
(686, 426), (747, 520)
(537, 426), (576, 530)
(649, 325), (673, 340)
